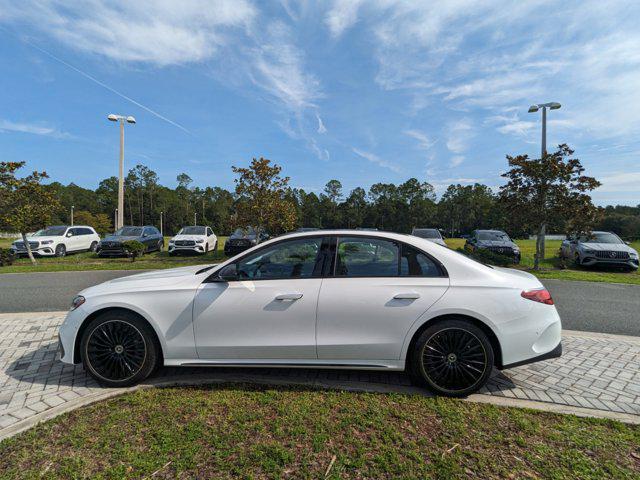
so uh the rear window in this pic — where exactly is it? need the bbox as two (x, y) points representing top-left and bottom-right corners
(413, 229), (441, 239)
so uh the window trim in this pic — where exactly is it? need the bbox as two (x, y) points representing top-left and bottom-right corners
(204, 235), (330, 283)
(330, 234), (448, 279)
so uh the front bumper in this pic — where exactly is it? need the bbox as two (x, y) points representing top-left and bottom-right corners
(169, 244), (206, 254)
(11, 246), (56, 256)
(58, 307), (87, 364)
(98, 246), (126, 257)
(580, 256), (638, 269)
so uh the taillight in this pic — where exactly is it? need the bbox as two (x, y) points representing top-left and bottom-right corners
(521, 288), (554, 305)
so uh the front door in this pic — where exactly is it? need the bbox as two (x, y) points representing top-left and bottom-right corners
(193, 236), (327, 360)
(316, 236), (449, 361)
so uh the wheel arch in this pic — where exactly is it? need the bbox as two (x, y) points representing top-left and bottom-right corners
(404, 313), (503, 370)
(73, 307), (164, 365)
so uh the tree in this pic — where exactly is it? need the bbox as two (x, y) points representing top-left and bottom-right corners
(0, 162), (61, 265)
(74, 210), (113, 235)
(499, 144), (601, 269)
(232, 157), (297, 234)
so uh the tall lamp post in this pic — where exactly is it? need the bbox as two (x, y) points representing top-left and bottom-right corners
(70, 205), (74, 226)
(107, 114), (136, 230)
(527, 101), (561, 268)
(527, 102), (561, 158)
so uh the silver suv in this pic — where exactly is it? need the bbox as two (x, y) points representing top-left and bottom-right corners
(561, 231), (638, 271)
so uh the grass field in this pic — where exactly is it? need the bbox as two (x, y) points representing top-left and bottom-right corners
(0, 236), (228, 273)
(0, 384), (638, 479)
(1, 235), (639, 284)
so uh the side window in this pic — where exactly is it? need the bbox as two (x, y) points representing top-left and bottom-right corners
(144, 227), (154, 236)
(336, 237), (399, 277)
(68, 228), (79, 236)
(400, 244), (442, 277)
(207, 228), (213, 236)
(237, 237), (322, 280)
(80, 228), (92, 235)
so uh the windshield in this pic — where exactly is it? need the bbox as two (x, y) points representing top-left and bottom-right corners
(32, 226), (67, 237)
(413, 229), (441, 239)
(582, 232), (623, 244)
(115, 227), (143, 236)
(179, 226), (206, 235)
(478, 231), (510, 241)
(233, 227), (256, 237)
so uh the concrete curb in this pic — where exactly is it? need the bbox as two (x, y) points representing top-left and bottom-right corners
(2, 370), (639, 443)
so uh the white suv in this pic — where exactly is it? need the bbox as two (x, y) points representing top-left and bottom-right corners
(168, 226), (217, 255)
(11, 225), (101, 257)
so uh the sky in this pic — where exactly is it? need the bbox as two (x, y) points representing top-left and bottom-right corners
(0, 0), (639, 205)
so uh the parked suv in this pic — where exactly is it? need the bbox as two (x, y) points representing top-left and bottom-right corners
(411, 228), (447, 247)
(561, 231), (639, 271)
(10, 225), (100, 257)
(98, 226), (163, 257)
(465, 229), (521, 263)
(168, 226), (217, 255)
(224, 227), (269, 256)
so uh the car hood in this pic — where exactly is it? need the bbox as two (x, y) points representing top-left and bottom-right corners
(478, 240), (517, 248)
(580, 242), (636, 253)
(172, 235), (205, 241)
(101, 235), (141, 243)
(14, 236), (61, 243)
(80, 264), (216, 296)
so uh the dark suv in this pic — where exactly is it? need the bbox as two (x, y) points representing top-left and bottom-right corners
(98, 226), (164, 257)
(465, 229), (521, 263)
(224, 227), (269, 256)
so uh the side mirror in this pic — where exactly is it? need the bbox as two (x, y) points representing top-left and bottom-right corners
(142, 233), (148, 238)
(214, 264), (238, 282)
(66, 232), (73, 237)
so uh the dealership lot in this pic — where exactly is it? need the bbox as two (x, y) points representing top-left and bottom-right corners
(1, 311), (639, 440)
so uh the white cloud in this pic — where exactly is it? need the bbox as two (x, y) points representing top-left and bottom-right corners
(352, 147), (401, 173)
(0, 119), (70, 138)
(316, 114), (327, 134)
(325, 0), (365, 38)
(450, 156), (464, 167)
(1, 0), (256, 66)
(404, 129), (435, 150)
(445, 118), (474, 154)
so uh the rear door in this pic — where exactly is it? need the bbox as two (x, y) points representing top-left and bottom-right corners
(316, 236), (449, 361)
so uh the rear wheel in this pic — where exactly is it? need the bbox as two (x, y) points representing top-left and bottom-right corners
(89, 241), (98, 252)
(410, 319), (494, 397)
(80, 311), (159, 387)
(55, 244), (66, 257)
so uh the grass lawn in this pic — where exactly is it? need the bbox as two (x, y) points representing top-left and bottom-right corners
(0, 385), (638, 479)
(0, 236), (229, 273)
(446, 238), (640, 285)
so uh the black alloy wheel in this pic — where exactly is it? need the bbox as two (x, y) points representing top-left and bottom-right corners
(80, 311), (159, 387)
(89, 241), (98, 252)
(410, 319), (494, 397)
(55, 244), (66, 257)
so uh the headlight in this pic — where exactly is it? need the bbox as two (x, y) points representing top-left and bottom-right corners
(512, 247), (520, 252)
(41, 240), (53, 245)
(169, 240), (175, 244)
(195, 239), (204, 243)
(70, 295), (85, 311)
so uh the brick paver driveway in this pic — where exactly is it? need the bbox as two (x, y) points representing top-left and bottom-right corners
(2, 312), (640, 439)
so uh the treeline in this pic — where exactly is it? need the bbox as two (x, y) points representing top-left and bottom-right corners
(43, 163), (640, 239)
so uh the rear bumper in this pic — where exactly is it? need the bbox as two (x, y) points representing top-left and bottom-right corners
(501, 341), (562, 369)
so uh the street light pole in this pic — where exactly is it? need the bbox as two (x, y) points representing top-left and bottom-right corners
(194, 212), (197, 226)
(528, 102), (560, 158)
(70, 205), (74, 226)
(107, 114), (136, 230)
(160, 211), (163, 237)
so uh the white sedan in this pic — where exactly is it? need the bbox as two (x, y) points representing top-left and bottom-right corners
(168, 226), (217, 255)
(58, 230), (562, 397)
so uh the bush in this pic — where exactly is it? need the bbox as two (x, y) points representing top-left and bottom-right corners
(456, 247), (515, 267)
(0, 247), (16, 267)
(121, 240), (146, 262)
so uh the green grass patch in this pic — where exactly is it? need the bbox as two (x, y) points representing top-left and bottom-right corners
(446, 238), (640, 285)
(0, 384), (638, 479)
(0, 237), (229, 273)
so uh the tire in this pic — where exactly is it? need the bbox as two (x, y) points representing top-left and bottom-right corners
(204, 243), (209, 254)
(89, 241), (98, 252)
(409, 318), (494, 397)
(80, 310), (159, 387)
(157, 240), (163, 252)
(574, 253), (581, 267)
(55, 244), (66, 257)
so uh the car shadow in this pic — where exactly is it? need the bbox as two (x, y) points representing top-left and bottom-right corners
(5, 341), (515, 397)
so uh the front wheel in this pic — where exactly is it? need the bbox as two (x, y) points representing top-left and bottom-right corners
(55, 244), (66, 257)
(89, 241), (98, 252)
(409, 319), (494, 397)
(80, 311), (159, 387)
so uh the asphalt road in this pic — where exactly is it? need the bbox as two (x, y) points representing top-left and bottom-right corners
(0, 271), (638, 336)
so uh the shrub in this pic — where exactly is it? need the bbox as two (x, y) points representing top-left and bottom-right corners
(0, 247), (16, 267)
(121, 240), (146, 262)
(456, 247), (515, 267)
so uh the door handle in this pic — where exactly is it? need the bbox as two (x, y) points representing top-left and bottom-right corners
(393, 292), (420, 300)
(275, 293), (303, 301)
